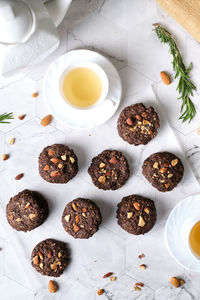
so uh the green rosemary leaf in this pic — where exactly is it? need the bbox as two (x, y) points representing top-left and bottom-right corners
(153, 24), (197, 123)
(0, 112), (14, 124)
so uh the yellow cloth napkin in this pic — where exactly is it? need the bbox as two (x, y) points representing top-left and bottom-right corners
(156, 0), (200, 42)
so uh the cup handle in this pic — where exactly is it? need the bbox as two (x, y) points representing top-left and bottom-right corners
(104, 97), (118, 107)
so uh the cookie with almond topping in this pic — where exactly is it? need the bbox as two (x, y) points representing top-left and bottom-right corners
(38, 144), (78, 183)
(31, 239), (68, 277)
(62, 198), (102, 239)
(117, 195), (156, 235)
(6, 189), (48, 232)
(142, 152), (184, 192)
(117, 103), (160, 146)
(88, 150), (130, 190)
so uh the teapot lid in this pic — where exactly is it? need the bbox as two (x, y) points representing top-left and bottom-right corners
(0, 0), (35, 44)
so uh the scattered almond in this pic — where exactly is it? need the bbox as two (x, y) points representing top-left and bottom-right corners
(103, 272), (113, 278)
(133, 286), (141, 291)
(170, 277), (184, 288)
(15, 173), (24, 180)
(40, 114), (52, 126)
(18, 114), (26, 120)
(160, 71), (171, 85)
(32, 92), (38, 98)
(9, 138), (15, 145)
(133, 202), (140, 210)
(138, 253), (145, 259)
(2, 154), (9, 161)
(140, 264), (146, 270)
(48, 280), (58, 293)
(97, 289), (104, 296)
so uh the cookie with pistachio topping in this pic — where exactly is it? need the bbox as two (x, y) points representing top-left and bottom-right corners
(142, 151), (184, 192)
(117, 195), (156, 235)
(62, 198), (102, 239)
(38, 144), (78, 183)
(88, 150), (130, 190)
(6, 189), (48, 232)
(31, 239), (68, 277)
(117, 103), (160, 146)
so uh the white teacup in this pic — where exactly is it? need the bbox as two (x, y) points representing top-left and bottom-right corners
(59, 61), (109, 110)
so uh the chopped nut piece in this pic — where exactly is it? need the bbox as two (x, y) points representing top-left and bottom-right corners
(50, 263), (57, 270)
(15, 173), (24, 180)
(135, 114), (142, 121)
(64, 214), (70, 222)
(25, 202), (31, 209)
(133, 202), (140, 210)
(105, 171), (111, 177)
(9, 138), (15, 145)
(126, 117), (133, 126)
(144, 207), (150, 214)
(98, 176), (106, 184)
(163, 163), (170, 167)
(47, 251), (52, 258)
(143, 119), (150, 125)
(80, 225), (84, 228)
(167, 173), (173, 178)
(180, 279), (185, 286)
(29, 214), (36, 220)
(171, 159), (178, 166)
(97, 289), (104, 296)
(127, 212), (133, 218)
(50, 171), (61, 177)
(16, 218), (22, 222)
(170, 277), (183, 288)
(61, 154), (67, 161)
(103, 272), (113, 278)
(50, 158), (60, 164)
(72, 203), (78, 211)
(33, 256), (39, 264)
(73, 223), (80, 232)
(110, 276), (116, 281)
(69, 157), (75, 163)
(138, 216), (145, 227)
(32, 92), (38, 98)
(148, 130), (153, 135)
(165, 183), (170, 189)
(39, 263), (43, 269)
(18, 114), (26, 120)
(141, 112), (148, 118)
(109, 157), (118, 164)
(48, 149), (55, 156)
(2, 154), (9, 161)
(58, 163), (63, 169)
(43, 164), (50, 171)
(75, 215), (80, 223)
(58, 252), (62, 258)
(38, 251), (43, 260)
(138, 253), (145, 259)
(140, 264), (146, 270)
(135, 282), (144, 287)
(48, 280), (58, 293)
(82, 213), (86, 217)
(82, 207), (87, 213)
(99, 163), (106, 168)
(133, 286), (141, 291)
(159, 167), (167, 174)
(153, 162), (158, 169)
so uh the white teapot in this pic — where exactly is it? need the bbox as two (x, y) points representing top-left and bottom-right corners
(0, 0), (71, 75)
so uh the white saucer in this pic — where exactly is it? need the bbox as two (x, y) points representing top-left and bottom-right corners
(165, 194), (200, 272)
(43, 49), (122, 129)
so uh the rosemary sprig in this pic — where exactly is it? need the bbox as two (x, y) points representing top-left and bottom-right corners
(153, 23), (196, 123)
(0, 112), (14, 124)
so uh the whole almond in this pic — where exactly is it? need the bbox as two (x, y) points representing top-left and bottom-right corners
(97, 289), (104, 296)
(103, 272), (113, 278)
(40, 114), (52, 126)
(32, 92), (39, 98)
(2, 154), (9, 161)
(160, 71), (171, 85)
(48, 280), (58, 293)
(133, 202), (140, 211)
(15, 173), (24, 180)
(18, 114), (26, 120)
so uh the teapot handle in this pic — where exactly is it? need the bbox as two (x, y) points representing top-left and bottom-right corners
(44, 0), (72, 27)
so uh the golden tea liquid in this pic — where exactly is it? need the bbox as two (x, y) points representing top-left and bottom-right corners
(189, 221), (200, 258)
(62, 67), (102, 108)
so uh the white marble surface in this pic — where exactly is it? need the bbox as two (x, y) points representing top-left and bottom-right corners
(1, 0), (200, 299)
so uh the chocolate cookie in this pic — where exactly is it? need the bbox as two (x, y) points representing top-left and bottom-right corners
(117, 103), (160, 145)
(62, 198), (102, 239)
(31, 239), (68, 277)
(38, 144), (78, 184)
(6, 189), (48, 232)
(142, 152), (184, 192)
(117, 195), (156, 235)
(88, 150), (130, 190)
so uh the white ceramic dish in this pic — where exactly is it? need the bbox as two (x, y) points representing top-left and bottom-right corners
(43, 49), (122, 129)
(165, 194), (200, 272)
